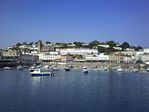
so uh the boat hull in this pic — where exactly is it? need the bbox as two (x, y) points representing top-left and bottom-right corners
(83, 71), (88, 74)
(65, 68), (71, 71)
(31, 73), (50, 76)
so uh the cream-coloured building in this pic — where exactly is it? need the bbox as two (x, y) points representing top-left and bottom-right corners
(85, 53), (109, 61)
(2, 49), (21, 58)
(60, 48), (98, 55)
(36, 52), (60, 61)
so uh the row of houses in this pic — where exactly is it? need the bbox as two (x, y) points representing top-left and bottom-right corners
(1, 41), (149, 64)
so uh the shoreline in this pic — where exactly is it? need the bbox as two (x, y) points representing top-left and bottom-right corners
(43, 62), (141, 69)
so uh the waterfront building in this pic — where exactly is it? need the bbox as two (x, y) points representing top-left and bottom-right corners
(31, 51), (38, 55)
(85, 55), (100, 61)
(135, 51), (144, 60)
(60, 48), (98, 55)
(85, 53), (109, 62)
(115, 50), (135, 57)
(36, 52), (60, 61)
(2, 48), (21, 59)
(61, 55), (74, 62)
(109, 54), (124, 63)
(21, 54), (39, 64)
(123, 56), (134, 63)
(138, 54), (149, 63)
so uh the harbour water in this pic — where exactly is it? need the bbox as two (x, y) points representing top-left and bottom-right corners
(0, 69), (149, 112)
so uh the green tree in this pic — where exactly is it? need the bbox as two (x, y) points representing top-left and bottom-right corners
(16, 42), (21, 47)
(73, 42), (82, 48)
(98, 46), (106, 53)
(45, 41), (51, 44)
(106, 41), (117, 48)
(120, 42), (130, 50)
(88, 40), (100, 49)
(29, 42), (34, 45)
(22, 42), (27, 45)
(63, 43), (67, 48)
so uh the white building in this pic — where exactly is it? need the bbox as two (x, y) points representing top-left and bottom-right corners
(138, 54), (149, 62)
(85, 55), (100, 61)
(123, 56), (134, 63)
(115, 51), (135, 56)
(113, 47), (122, 50)
(82, 43), (89, 46)
(60, 48), (98, 55)
(99, 53), (109, 61)
(31, 51), (38, 55)
(144, 49), (149, 54)
(37, 52), (60, 61)
(85, 53), (109, 61)
(98, 45), (110, 48)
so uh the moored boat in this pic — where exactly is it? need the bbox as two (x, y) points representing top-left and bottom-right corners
(104, 67), (109, 71)
(3, 67), (12, 70)
(64, 66), (71, 71)
(82, 66), (88, 74)
(133, 68), (139, 73)
(146, 68), (149, 72)
(29, 66), (36, 72)
(117, 68), (124, 72)
(30, 69), (54, 76)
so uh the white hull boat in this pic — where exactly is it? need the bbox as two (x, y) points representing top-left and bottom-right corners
(30, 69), (54, 76)
(3, 67), (12, 70)
(82, 66), (88, 74)
(117, 68), (124, 72)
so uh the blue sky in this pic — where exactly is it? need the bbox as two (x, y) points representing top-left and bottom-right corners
(0, 0), (149, 48)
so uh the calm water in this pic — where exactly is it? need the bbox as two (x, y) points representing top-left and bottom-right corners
(0, 69), (149, 112)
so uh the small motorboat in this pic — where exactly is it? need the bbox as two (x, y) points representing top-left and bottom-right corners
(104, 67), (109, 71)
(3, 67), (12, 70)
(82, 66), (88, 74)
(146, 68), (149, 72)
(17, 65), (24, 70)
(30, 69), (54, 76)
(133, 68), (139, 73)
(117, 68), (124, 72)
(29, 66), (36, 72)
(64, 66), (71, 71)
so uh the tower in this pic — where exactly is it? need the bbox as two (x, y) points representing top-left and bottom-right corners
(37, 40), (42, 52)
